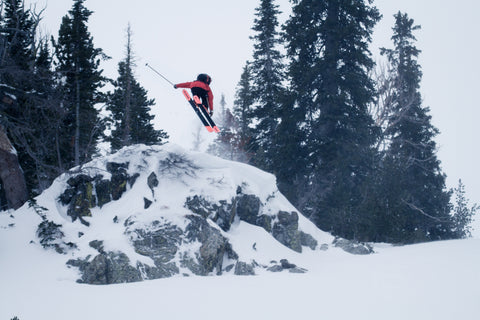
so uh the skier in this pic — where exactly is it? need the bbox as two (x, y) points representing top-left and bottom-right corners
(174, 74), (214, 116)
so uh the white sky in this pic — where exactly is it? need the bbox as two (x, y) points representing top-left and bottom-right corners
(26, 0), (480, 207)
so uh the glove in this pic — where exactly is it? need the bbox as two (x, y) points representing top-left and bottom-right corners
(173, 84), (177, 89)
(209, 110), (214, 117)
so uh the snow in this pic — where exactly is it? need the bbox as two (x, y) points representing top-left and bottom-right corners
(1, 144), (479, 320)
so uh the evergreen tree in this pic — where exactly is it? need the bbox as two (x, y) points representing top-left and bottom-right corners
(378, 12), (452, 242)
(0, 0), (37, 124)
(106, 25), (167, 151)
(451, 179), (477, 239)
(232, 61), (254, 150)
(271, 89), (307, 206)
(230, 61), (255, 162)
(0, 0), (57, 200)
(19, 39), (65, 192)
(249, 0), (285, 171)
(53, 0), (107, 167)
(284, 0), (381, 238)
(1, 0), (35, 74)
(217, 93), (227, 126)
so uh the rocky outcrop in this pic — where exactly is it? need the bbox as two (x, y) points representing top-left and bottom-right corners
(68, 215), (241, 284)
(126, 218), (183, 279)
(52, 145), (329, 284)
(67, 241), (142, 285)
(185, 195), (312, 253)
(58, 162), (139, 226)
(272, 211), (302, 253)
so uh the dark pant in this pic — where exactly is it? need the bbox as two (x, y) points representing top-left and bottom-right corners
(191, 87), (209, 109)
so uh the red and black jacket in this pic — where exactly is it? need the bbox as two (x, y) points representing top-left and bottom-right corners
(175, 81), (214, 111)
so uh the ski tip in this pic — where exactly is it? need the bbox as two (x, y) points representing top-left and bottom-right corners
(213, 126), (221, 133)
(193, 95), (201, 104)
(182, 89), (191, 100)
(205, 126), (214, 132)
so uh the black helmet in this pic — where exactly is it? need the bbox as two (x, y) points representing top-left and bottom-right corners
(197, 73), (212, 85)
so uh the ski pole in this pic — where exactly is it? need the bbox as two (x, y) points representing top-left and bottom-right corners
(145, 63), (175, 87)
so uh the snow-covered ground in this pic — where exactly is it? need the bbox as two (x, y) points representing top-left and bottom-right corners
(1, 144), (479, 320)
(2, 221), (479, 319)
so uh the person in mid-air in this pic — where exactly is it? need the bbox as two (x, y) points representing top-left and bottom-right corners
(174, 74), (214, 116)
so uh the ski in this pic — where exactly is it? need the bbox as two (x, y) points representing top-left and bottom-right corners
(182, 89), (214, 132)
(193, 95), (220, 133)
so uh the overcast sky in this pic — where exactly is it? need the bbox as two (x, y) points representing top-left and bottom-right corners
(26, 0), (480, 207)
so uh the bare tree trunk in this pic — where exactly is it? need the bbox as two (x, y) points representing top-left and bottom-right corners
(0, 125), (28, 209)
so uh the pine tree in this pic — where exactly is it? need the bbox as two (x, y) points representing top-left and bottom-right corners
(271, 89), (307, 206)
(53, 0), (108, 167)
(217, 93), (227, 126)
(378, 12), (452, 242)
(249, 0), (285, 171)
(106, 25), (167, 151)
(284, 0), (381, 238)
(0, 0), (49, 204)
(232, 61), (254, 150)
(451, 179), (477, 239)
(1, 0), (35, 74)
(21, 39), (66, 191)
(230, 61), (255, 162)
(0, 0), (36, 121)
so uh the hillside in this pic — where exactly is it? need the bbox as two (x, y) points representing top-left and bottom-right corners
(0, 143), (479, 319)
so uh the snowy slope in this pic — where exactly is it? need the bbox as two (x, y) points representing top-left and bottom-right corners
(1, 144), (479, 319)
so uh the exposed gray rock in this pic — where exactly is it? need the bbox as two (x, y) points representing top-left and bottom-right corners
(185, 195), (216, 220)
(108, 162), (129, 201)
(280, 259), (296, 269)
(272, 211), (302, 253)
(58, 163), (140, 226)
(300, 231), (318, 250)
(266, 259), (307, 274)
(234, 261), (255, 275)
(137, 260), (178, 280)
(143, 197), (153, 209)
(185, 196), (237, 231)
(289, 267), (308, 274)
(127, 219), (183, 277)
(333, 238), (374, 255)
(63, 175), (96, 226)
(234, 193), (273, 232)
(255, 214), (273, 233)
(320, 243), (329, 251)
(266, 264), (284, 272)
(186, 194), (316, 253)
(214, 200), (236, 231)
(147, 172), (159, 193)
(235, 194), (261, 225)
(184, 214), (236, 275)
(67, 251), (142, 285)
(95, 179), (111, 207)
(89, 240), (104, 252)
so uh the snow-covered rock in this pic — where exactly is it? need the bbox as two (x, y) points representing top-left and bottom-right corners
(27, 143), (335, 284)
